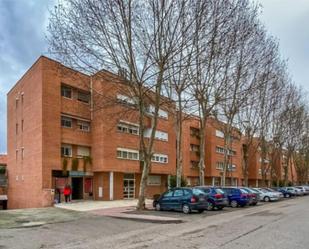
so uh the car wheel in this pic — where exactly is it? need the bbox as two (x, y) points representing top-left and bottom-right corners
(285, 194), (290, 198)
(217, 206), (224, 210)
(207, 202), (214, 211)
(252, 202), (257, 206)
(155, 203), (161, 211)
(198, 209), (204, 213)
(182, 204), (191, 214)
(264, 196), (270, 202)
(230, 200), (238, 208)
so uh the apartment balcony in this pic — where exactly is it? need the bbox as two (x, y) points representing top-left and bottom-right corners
(61, 157), (93, 174)
(61, 97), (91, 120)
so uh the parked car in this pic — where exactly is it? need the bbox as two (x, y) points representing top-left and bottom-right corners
(272, 187), (294, 198)
(290, 187), (305, 196)
(240, 187), (260, 205)
(295, 186), (309, 195)
(253, 188), (282, 202)
(153, 187), (208, 214)
(221, 187), (250, 208)
(196, 186), (228, 210)
(280, 187), (299, 196)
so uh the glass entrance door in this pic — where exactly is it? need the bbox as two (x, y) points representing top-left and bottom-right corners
(123, 174), (135, 199)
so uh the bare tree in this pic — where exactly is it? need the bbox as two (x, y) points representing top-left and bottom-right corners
(48, 0), (198, 209)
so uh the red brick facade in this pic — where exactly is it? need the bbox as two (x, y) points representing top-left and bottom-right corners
(7, 56), (298, 209)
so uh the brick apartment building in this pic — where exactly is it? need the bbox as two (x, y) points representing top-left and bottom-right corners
(7, 56), (175, 209)
(183, 117), (244, 187)
(7, 56), (299, 209)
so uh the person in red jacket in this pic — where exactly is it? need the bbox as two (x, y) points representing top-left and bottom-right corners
(63, 184), (72, 203)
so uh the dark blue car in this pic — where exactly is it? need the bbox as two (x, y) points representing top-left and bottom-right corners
(153, 187), (208, 214)
(221, 187), (250, 208)
(196, 186), (228, 210)
(272, 187), (294, 198)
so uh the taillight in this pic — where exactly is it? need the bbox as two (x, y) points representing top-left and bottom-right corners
(214, 194), (223, 199)
(191, 197), (197, 203)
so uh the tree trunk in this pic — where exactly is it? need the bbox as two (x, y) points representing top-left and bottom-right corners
(176, 99), (183, 187)
(137, 155), (151, 210)
(198, 117), (206, 185)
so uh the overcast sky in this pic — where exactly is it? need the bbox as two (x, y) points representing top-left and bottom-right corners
(0, 0), (308, 153)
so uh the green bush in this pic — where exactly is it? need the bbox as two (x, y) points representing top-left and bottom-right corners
(169, 175), (187, 188)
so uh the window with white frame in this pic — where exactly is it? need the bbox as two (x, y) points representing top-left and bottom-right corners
(61, 85), (72, 99)
(216, 162), (224, 170)
(143, 129), (168, 141)
(151, 153), (168, 164)
(61, 144), (72, 157)
(61, 116), (72, 128)
(77, 91), (90, 104)
(216, 146), (225, 154)
(117, 122), (139, 135)
(146, 105), (168, 119)
(77, 146), (90, 158)
(78, 121), (90, 132)
(147, 175), (161, 186)
(215, 130), (224, 138)
(227, 164), (236, 172)
(21, 147), (24, 160)
(117, 148), (139, 160)
(259, 169), (262, 175)
(117, 94), (135, 105)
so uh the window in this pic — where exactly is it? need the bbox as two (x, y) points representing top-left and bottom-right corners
(61, 116), (72, 128)
(16, 149), (18, 160)
(117, 94), (135, 105)
(77, 146), (90, 158)
(173, 189), (184, 197)
(144, 129), (168, 141)
(164, 190), (173, 197)
(16, 123), (18, 135)
(216, 146), (225, 154)
(117, 122), (139, 135)
(78, 121), (90, 132)
(227, 164), (236, 172)
(216, 162), (224, 170)
(146, 105), (168, 119)
(215, 130), (224, 138)
(117, 148), (139, 160)
(151, 154), (168, 164)
(258, 169), (262, 175)
(61, 85), (72, 99)
(190, 161), (199, 168)
(190, 127), (200, 138)
(77, 91), (90, 104)
(147, 175), (161, 186)
(15, 97), (19, 108)
(21, 92), (24, 104)
(61, 144), (72, 157)
(21, 120), (24, 132)
(190, 144), (200, 152)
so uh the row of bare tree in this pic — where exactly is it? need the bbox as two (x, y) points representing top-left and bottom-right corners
(47, 0), (308, 209)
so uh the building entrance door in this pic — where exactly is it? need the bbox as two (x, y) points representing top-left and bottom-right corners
(123, 174), (135, 199)
(71, 177), (83, 200)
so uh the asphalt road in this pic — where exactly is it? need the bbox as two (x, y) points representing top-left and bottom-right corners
(0, 196), (308, 249)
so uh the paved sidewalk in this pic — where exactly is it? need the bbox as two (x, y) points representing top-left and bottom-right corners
(54, 199), (153, 211)
(55, 199), (182, 223)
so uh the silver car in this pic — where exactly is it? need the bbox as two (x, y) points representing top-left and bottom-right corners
(253, 188), (282, 202)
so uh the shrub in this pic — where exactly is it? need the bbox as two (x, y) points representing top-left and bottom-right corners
(169, 175), (187, 188)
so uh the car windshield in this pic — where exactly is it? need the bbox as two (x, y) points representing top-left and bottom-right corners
(215, 189), (225, 194)
(243, 188), (253, 193)
(240, 189), (248, 194)
(193, 189), (206, 196)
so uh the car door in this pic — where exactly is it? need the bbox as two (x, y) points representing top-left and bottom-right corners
(172, 189), (184, 210)
(160, 190), (174, 210)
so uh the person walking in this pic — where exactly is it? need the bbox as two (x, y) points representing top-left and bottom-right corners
(63, 184), (71, 203)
